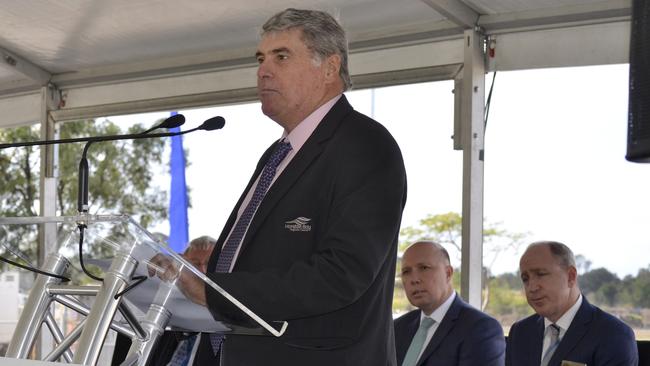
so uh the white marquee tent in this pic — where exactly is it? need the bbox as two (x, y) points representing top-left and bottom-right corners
(0, 0), (633, 305)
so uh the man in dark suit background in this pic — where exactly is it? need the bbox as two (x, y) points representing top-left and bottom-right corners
(394, 241), (505, 366)
(506, 241), (638, 366)
(175, 8), (407, 366)
(114, 236), (217, 366)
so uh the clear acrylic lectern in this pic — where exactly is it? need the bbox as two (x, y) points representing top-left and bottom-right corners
(0, 214), (287, 366)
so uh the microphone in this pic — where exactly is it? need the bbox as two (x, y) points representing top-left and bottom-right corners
(140, 114), (185, 134)
(198, 116), (226, 131)
(0, 114), (187, 149)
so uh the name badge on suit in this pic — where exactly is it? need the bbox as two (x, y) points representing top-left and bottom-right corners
(561, 361), (587, 366)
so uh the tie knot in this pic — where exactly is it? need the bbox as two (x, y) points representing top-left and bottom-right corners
(266, 140), (292, 170)
(274, 140), (292, 156)
(549, 323), (560, 335)
(420, 317), (435, 330)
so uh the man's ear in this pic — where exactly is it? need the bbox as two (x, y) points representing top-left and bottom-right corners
(567, 265), (578, 287)
(446, 265), (454, 282)
(325, 54), (341, 81)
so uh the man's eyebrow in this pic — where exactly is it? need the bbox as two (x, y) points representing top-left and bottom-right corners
(271, 47), (291, 54)
(255, 47), (292, 58)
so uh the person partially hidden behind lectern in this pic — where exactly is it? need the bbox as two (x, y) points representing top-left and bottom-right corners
(112, 236), (216, 366)
(506, 241), (638, 366)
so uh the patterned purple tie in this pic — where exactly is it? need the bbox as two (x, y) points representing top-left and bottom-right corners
(209, 140), (292, 354)
(168, 334), (197, 366)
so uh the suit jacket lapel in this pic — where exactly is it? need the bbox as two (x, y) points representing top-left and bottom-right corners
(416, 295), (462, 365)
(530, 316), (545, 365)
(397, 311), (423, 363)
(235, 95), (353, 259)
(549, 297), (593, 365)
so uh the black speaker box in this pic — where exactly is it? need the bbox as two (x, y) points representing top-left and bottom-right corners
(627, 0), (650, 162)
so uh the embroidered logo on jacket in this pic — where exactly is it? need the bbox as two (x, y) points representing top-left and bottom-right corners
(284, 217), (312, 232)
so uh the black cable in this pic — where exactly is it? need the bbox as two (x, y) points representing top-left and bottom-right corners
(0, 255), (70, 282)
(77, 224), (104, 282)
(114, 275), (147, 299)
(77, 223), (148, 297)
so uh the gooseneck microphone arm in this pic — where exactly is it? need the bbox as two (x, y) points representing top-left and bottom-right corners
(75, 116), (224, 212)
(76, 130), (192, 213)
(75, 116), (225, 286)
(0, 114), (186, 150)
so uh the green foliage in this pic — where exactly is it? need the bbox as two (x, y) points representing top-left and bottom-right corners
(0, 126), (40, 218)
(493, 272), (521, 290)
(576, 264), (650, 311)
(484, 274), (532, 321)
(629, 267), (650, 308)
(0, 119), (172, 266)
(398, 212), (462, 253)
(56, 120), (168, 223)
(595, 282), (620, 307)
(579, 267), (619, 294)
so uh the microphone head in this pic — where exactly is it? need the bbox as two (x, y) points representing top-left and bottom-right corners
(160, 114), (185, 129)
(200, 116), (226, 131)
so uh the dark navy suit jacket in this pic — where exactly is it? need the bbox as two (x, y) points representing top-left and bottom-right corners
(506, 296), (638, 366)
(394, 295), (505, 366)
(202, 95), (407, 365)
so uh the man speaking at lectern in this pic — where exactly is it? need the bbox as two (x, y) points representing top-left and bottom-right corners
(177, 7), (407, 366)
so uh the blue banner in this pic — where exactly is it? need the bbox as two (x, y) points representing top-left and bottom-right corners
(168, 111), (189, 252)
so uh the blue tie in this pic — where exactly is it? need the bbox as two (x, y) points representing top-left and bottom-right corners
(402, 317), (435, 366)
(168, 334), (197, 366)
(209, 140), (293, 354)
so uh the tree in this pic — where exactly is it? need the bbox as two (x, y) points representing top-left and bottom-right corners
(0, 119), (171, 266)
(595, 282), (620, 307)
(629, 267), (650, 308)
(579, 267), (619, 295)
(396, 212), (528, 311)
(484, 275), (531, 324)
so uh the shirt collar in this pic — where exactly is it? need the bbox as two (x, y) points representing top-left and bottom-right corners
(421, 291), (456, 324)
(544, 294), (583, 333)
(282, 94), (341, 151)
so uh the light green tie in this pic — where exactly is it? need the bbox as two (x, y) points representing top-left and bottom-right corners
(402, 317), (436, 366)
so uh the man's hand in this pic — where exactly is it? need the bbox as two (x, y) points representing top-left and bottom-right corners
(147, 253), (207, 306)
(146, 253), (179, 281)
(177, 269), (208, 306)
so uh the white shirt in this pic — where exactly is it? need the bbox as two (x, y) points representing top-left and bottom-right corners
(222, 95), (342, 271)
(541, 294), (583, 362)
(417, 291), (456, 361)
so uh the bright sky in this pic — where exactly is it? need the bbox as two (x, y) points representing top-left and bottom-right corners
(107, 63), (650, 278)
